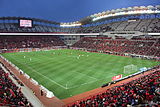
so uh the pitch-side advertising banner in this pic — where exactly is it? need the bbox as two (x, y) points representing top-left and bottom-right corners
(112, 74), (122, 81)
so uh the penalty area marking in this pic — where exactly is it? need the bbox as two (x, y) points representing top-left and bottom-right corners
(66, 79), (98, 89)
(73, 71), (98, 80)
(67, 73), (115, 89)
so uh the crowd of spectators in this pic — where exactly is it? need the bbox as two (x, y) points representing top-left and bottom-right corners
(72, 37), (160, 57)
(68, 66), (160, 107)
(76, 25), (113, 33)
(0, 36), (65, 49)
(0, 67), (32, 106)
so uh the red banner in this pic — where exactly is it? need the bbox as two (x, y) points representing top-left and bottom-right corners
(112, 74), (122, 81)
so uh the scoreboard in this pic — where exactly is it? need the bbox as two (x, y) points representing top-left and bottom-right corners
(19, 19), (33, 28)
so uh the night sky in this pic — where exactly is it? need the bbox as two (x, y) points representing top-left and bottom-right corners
(0, 0), (159, 22)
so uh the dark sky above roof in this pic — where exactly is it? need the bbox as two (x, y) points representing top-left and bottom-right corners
(0, 0), (159, 22)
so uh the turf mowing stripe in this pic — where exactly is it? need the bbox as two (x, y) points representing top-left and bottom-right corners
(67, 79), (98, 89)
(7, 55), (68, 89)
(7, 53), (98, 89)
(33, 54), (99, 83)
(23, 53), (76, 76)
(68, 72), (115, 89)
(2, 49), (159, 99)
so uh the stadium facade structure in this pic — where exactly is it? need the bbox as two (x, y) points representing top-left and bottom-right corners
(0, 5), (160, 45)
(0, 5), (160, 106)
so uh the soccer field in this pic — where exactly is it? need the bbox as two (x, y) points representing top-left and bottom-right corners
(1, 49), (159, 99)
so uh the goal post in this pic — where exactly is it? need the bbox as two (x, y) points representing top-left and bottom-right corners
(124, 64), (137, 74)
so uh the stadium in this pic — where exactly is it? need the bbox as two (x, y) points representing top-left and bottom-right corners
(0, 2), (160, 107)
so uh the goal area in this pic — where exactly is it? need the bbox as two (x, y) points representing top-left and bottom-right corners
(124, 64), (137, 74)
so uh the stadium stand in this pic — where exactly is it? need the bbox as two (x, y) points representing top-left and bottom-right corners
(73, 18), (160, 33)
(0, 5), (159, 107)
(95, 19), (159, 33)
(0, 18), (160, 33)
(0, 67), (32, 106)
(0, 36), (65, 49)
(72, 37), (160, 57)
(68, 66), (160, 107)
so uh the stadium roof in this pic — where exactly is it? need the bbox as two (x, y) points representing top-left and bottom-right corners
(0, 0), (159, 26)
(1, 0), (159, 21)
(0, 17), (60, 25)
(1, 5), (159, 27)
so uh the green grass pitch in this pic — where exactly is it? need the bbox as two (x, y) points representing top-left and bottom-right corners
(1, 49), (159, 99)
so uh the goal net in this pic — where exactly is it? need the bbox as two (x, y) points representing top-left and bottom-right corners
(124, 64), (137, 74)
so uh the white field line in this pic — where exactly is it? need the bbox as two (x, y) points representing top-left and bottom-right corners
(67, 79), (98, 89)
(74, 71), (98, 80)
(11, 55), (98, 88)
(66, 55), (98, 80)
(8, 56), (68, 89)
(24, 55), (93, 78)
(67, 72), (115, 89)
(29, 53), (97, 80)
(5, 54), (115, 90)
(67, 56), (78, 58)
